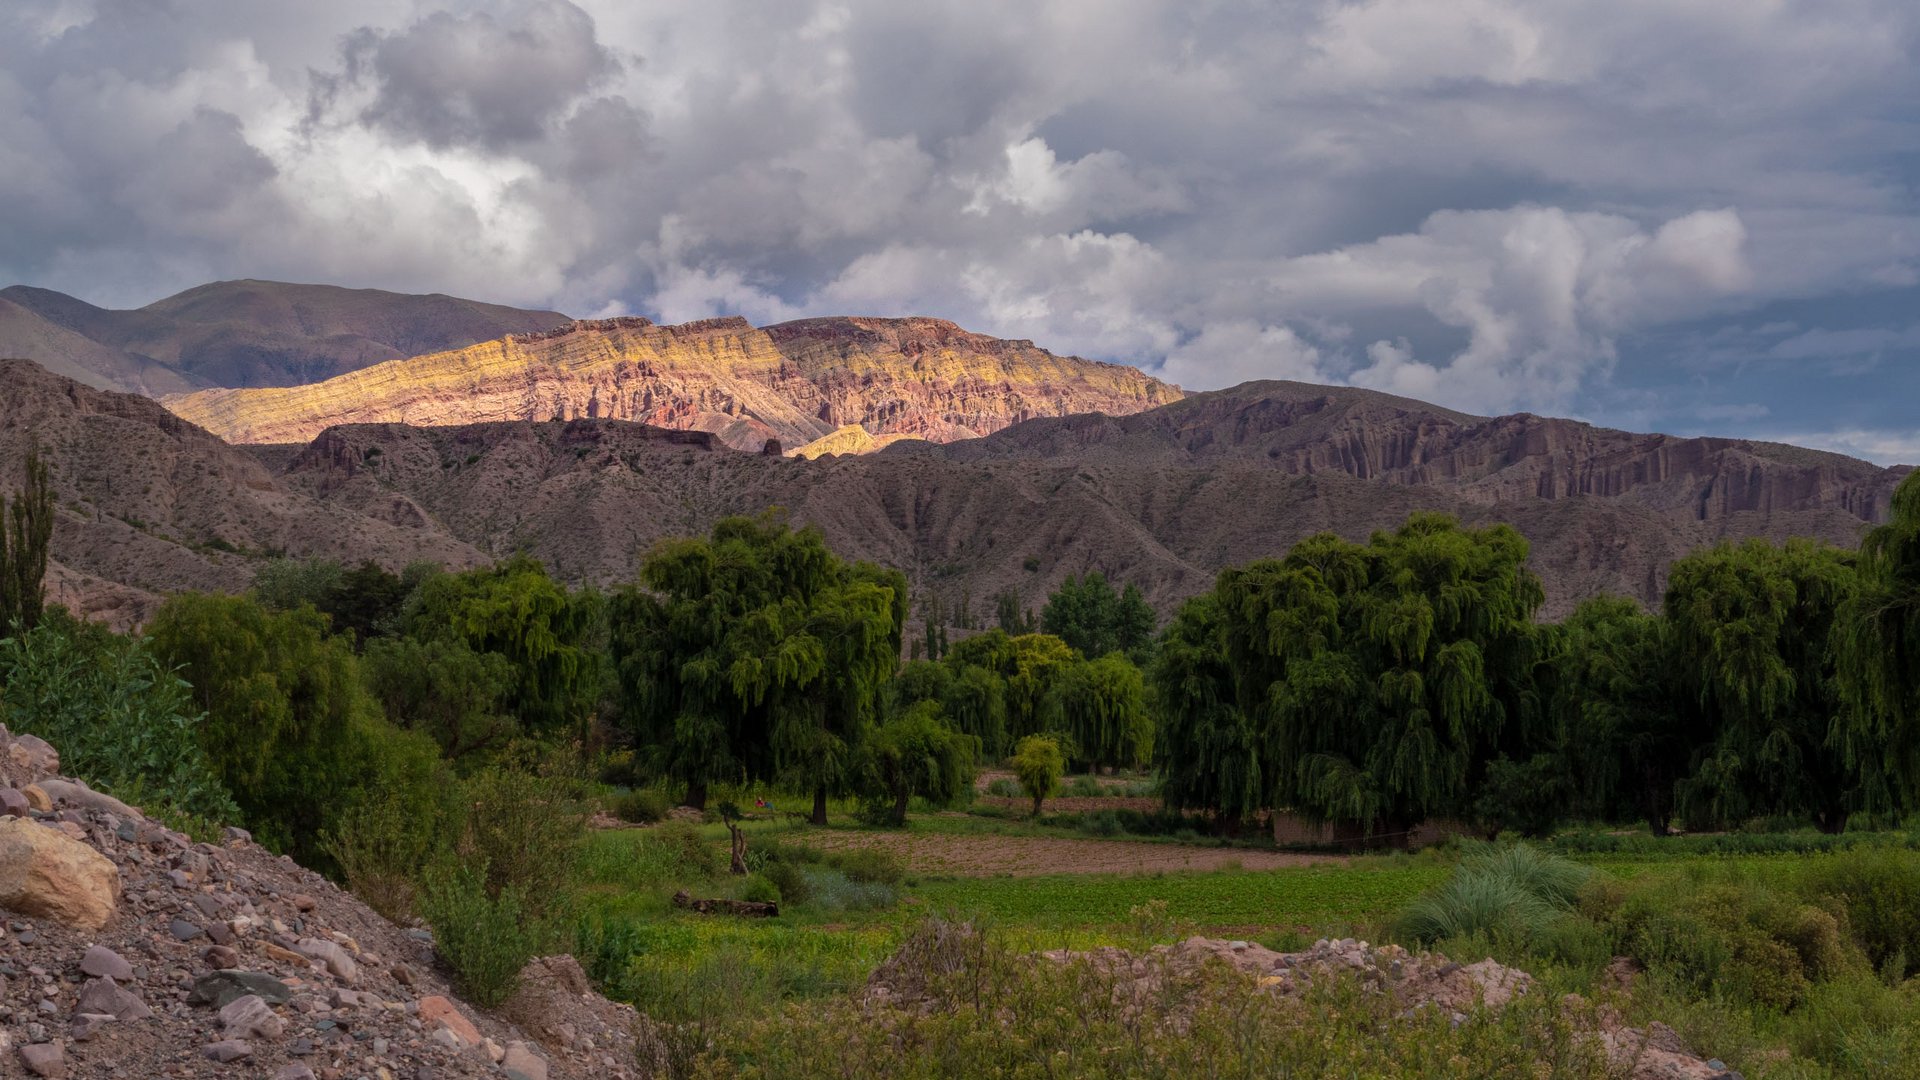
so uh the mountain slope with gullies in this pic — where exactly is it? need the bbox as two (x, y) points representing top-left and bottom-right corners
(260, 380), (1907, 620)
(0, 358), (483, 627)
(162, 315), (1185, 452)
(0, 280), (571, 394)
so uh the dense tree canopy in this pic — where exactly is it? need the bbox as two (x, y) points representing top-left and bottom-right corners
(1041, 572), (1157, 665)
(1048, 653), (1153, 771)
(1150, 594), (1263, 830)
(1669, 539), (1865, 832)
(609, 514), (907, 820)
(861, 701), (979, 825)
(1840, 470), (1920, 797)
(0, 450), (52, 636)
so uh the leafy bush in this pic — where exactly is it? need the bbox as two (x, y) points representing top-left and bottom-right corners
(416, 861), (548, 1006)
(613, 787), (671, 824)
(321, 789), (455, 922)
(741, 874), (781, 905)
(1798, 847), (1920, 979)
(798, 867), (898, 913)
(763, 860), (811, 904)
(985, 777), (1022, 798)
(456, 764), (591, 917)
(1077, 810), (1123, 836)
(0, 614), (238, 823)
(1066, 774), (1104, 797)
(1609, 873), (1856, 1010)
(827, 847), (906, 886)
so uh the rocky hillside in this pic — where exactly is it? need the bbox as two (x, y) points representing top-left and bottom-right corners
(0, 281), (570, 395)
(262, 381), (1905, 618)
(0, 725), (650, 1079)
(162, 316), (1183, 453)
(0, 358), (482, 627)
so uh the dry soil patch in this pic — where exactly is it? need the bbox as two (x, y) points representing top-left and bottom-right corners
(802, 831), (1342, 877)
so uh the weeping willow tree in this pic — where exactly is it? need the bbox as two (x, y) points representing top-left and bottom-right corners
(405, 556), (601, 738)
(1151, 594), (1263, 832)
(1199, 514), (1546, 837)
(1839, 470), (1920, 809)
(1, 450), (53, 637)
(1048, 653), (1153, 771)
(1668, 538), (1863, 832)
(943, 629), (1078, 744)
(1551, 596), (1706, 835)
(609, 513), (905, 821)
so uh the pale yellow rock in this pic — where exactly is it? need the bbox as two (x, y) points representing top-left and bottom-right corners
(20, 785), (51, 812)
(0, 817), (120, 930)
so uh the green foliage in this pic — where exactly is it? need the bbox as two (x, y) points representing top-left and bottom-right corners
(993, 586), (1036, 634)
(1472, 753), (1570, 838)
(859, 701), (979, 825)
(1010, 734), (1066, 817)
(1047, 653), (1153, 770)
(360, 636), (518, 761)
(613, 787), (671, 824)
(1040, 571), (1158, 665)
(417, 860), (548, 1007)
(946, 630), (1078, 745)
(741, 874), (781, 905)
(1151, 595), (1262, 830)
(406, 556), (601, 737)
(1668, 539), (1863, 831)
(1799, 847), (1920, 979)
(611, 513), (906, 817)
(455, 763), (591, 918)
(1839, 470), (1920, 800)
(0, 449), (53, 636)
(0, 611), (237, 822)
(147, 591), (415, 866)
(321, 787), (458, 922)
(1398, 844), (1592, 946)
(253, 558), (410, 644)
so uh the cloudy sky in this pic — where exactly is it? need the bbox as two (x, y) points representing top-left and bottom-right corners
(5, 1), (1918, 463)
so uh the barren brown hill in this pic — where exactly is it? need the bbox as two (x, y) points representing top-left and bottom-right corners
(163, 315), (1184, 452)
(0, 358), (482, 626)
(261, 380), (1906, 619)
(0, 280), (571, 394)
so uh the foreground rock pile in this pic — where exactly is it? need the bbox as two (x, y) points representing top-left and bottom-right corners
(1042, 936), (1741, 1080)
(0, 725), (650, 1079)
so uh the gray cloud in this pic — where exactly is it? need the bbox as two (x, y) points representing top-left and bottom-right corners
(1, 0), (1917, 459)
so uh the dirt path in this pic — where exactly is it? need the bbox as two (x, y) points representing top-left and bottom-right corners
(801, 830), (1344, 877)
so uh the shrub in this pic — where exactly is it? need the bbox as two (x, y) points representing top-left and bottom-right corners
(456, 764), (591, 917)
(322, 790), (455, 922)
(1066, 774), (1104, 797)
(1077, 810), (1123, 837)
(985, 777), (1022, 798)
(801, 868), (898, 913)
(613, 787), (671, 824)
(652, 821), (722, 880)
(764, 860), (812, 904)
(1398, 844), (1592, 946)
(829, 847), (906, 886)
(1011, 734), (1065, 817)
(741, 873), (782, 905)
(0, 613), (238, 823)
(416, 861), (547, 1007)
(1799, 847), (1920, 979)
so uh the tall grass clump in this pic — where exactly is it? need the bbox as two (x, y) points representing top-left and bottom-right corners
(1398, 843), (1593, 946)
(417, 861), (549, 1006)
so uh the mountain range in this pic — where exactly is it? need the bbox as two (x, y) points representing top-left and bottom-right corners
(0, 279), (1907, 627)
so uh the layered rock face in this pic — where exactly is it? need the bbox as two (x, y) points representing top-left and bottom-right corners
(164, 315), (1183, 452)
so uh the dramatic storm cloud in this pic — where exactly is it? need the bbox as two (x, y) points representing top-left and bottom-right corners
(3, 0), (1917, 460)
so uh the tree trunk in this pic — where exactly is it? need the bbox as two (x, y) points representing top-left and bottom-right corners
(892, 788), (912, 826)
(727, 821), (748, 875)
(1030, 793), (1044, 818)
(812, 786), (829, 826)
(1814, 807), (1848, 835)
(686, 779), (708, 812)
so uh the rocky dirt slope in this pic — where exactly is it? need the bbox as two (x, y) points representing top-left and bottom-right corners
(0, 725), (651, 1079)
(163, 316), (1182, 452)
(0, 358), (483, 628)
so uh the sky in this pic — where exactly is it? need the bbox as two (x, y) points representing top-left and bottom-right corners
(4, 1), (1918, 464)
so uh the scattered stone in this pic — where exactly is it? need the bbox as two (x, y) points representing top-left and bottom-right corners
(20, 785), (52, 813)
(169, 918), (204, 941)
(502, 1041), (549, 1080)
(273, 1065), (317, 1080)
(223, 826), (252, 843)
(79, 944), (133, 981)
(70, 1011), (117, 1041)
(34, 778), (141, 820)
(219, 993), (286, 1039)
(0, 818), (120, 930)
(17, 1040), (66, 1078)
(6, 734), (59, 777)
(190, 970), (292, 1009)
(202, 1038), (253, 1062)
(296, 937), (358, 983)
(0, 788), (29, 817)
(417, 995), (481, 1047)
(203, 944), (240, 968)
(77, 974), (153, 1020)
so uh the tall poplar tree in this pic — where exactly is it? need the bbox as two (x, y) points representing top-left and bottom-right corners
(1839, 470), (1920, 804)
(0, 450), (53, 636)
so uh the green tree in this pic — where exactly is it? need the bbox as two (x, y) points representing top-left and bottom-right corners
(0, 611), (237, 823)
(1669, 539), (1862, 832)
(1550, 597), (1704, 835)
(1010, 733), (1065, 818)
(0, 450), (53, 636)
(861, 701), (979, 825)
(1839, 470), (1920, 803)
(945, 630), (1077, 743)
(253, 558), (410, 645)
(1216, 514), (1546, 836)
(1040, 572), (1157, 665)
(148, 592), (444, 865)
(361, 637), (518, 762)
(994, 587), (1037, 634)
(405, 556), (600, 738)
(1151, 594), (1263, 832)
(610, 514), (906, 821)
(1048, 654), (1153, 771)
